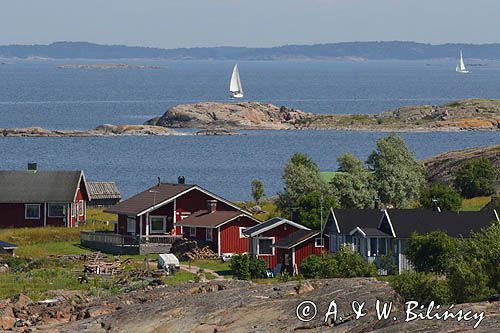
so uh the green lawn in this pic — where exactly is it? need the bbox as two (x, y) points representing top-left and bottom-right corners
(15, 241), (91, 258)
(320, 171), (346, 183)
(460, 196), (491, 211)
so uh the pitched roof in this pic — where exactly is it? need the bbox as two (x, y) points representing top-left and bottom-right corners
(324, 208), (384, 234)
(0, 240), (18, 249)
(0, 170), (87, 203)
(88, 182), (121, 200)
(243, 217), (309, 237)
(385, 209), (499, 238)
(274, 230), (321, 249)
(175, 210), (254, 228)
(350, 227), (392, 237)
(105, 183), (194, 215)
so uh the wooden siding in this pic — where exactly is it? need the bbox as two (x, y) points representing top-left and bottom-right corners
(219, 216), (259, 254)
(255, 224), (301, 270)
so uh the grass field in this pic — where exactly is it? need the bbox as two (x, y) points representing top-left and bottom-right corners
(460, 196), (491, 211)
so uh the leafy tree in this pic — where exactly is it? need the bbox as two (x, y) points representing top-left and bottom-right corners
(296, 191), (337, 229)
(277, 152), (328, 218)
(454, 157), (497, 198)
(332, 246), (377, 278)
(250, 179), (265, 205)
(389, 272), (451, 305)
(331, 153), (378, 208)
(420, 184), (462, 212)
(446, 257), (493, 303)
(405, 231), (458, 274)
(367, 134), (426, 208)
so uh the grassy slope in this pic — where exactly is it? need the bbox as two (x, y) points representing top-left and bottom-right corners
(460, 196), (492, 211)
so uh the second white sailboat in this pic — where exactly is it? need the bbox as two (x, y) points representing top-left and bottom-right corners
(229, 64), (244, 98)
(456, 50), (470, 74)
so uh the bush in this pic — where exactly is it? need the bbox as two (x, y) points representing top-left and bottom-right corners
(454, 157), (497, 198)
(389, 272), (451, 305)
(405, 231), (458, 274)
(300, 255), (336, 279)
(378, 253), (397, 275)
(230, 254), (267, 280)
(446, 258), (493, 304)
(420, 184), (462, 212)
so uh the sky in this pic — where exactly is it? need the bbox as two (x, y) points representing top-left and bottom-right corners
(1, 0), (499, 48)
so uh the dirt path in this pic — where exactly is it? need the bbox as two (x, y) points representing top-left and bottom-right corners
(180, 264), (225, 280)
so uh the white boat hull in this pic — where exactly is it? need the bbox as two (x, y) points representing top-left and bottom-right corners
(230, 91), (244, 98)
(456, 69), (470, 74)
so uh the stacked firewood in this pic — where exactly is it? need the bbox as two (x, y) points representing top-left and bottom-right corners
(170, 238), (198, 255)
(181, 246), (218, 261)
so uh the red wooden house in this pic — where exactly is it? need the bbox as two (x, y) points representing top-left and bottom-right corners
(242, 217), (310, 271)
(274, 230), (328, 275)
(0, 164), (90, 228)
(104, 178), (258, 255)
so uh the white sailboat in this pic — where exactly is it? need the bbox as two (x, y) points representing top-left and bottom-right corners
(456, 50), (470, 74)
(229, 64), (244, 98)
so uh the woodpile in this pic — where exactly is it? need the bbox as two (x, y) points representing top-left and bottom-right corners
(170, 238), (197, 255)
(181, 246), (218, 261)
(82, 252), (124, 276)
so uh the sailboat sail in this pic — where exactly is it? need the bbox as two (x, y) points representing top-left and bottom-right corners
(456, 51), (469, 73)
(229, 64), (243, 97)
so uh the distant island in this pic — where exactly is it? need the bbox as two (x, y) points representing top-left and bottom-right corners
(56, 64), (166, 69)
(146, 99), (500, 132)
(2, 41), (500, 60)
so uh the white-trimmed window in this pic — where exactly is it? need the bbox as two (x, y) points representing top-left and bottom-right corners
(257, 237), (274, 255)
(149, 216), (167, 234)
(206, 228), (213, 241)
(78, 200), (84, 216)
(239, 227), (245, 238)
(25, 204), (40, 219)
(189, 227), (196, 237)
(127, 217), (136, 234)
(71, 203), (76, 217)
(315, 237), (325, 248)
(48, 204), (65, 218)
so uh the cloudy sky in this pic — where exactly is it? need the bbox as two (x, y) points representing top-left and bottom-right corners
(1, 0), (499, 48)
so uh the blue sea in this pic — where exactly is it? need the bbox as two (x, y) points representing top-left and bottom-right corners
(0, 59), (499, 200)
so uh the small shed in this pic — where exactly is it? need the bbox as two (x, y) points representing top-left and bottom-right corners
(87, 182), (121, 207)
(0, 240), (18, 256)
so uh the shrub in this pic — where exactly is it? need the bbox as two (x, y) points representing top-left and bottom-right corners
(377, 253), (397, 275)
(230, 254), (267, 280)
(420, 184), (462, 212)
(446, 258), (493, 304)
(300, 255), (335, 279)
(454, 157), (497, 198)
(405, 231), (458, 274)
(389, 272), (451, 305)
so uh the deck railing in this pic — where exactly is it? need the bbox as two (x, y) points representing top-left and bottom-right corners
(80, 231), (182, 247)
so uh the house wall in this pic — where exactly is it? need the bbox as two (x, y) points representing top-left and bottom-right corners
(294, 236), (328, 272)
(219, 216), (259, 254)
(253, 224), (301, 270)
(0, 203), (70, 228)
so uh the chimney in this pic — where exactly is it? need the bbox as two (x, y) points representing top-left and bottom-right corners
(207, 200), (217, 213)
(373, 195), (380, 209)
(178, 176), (185, 184)
(291, 208), (299, 223)
(27, 162), (37, 173)
(431, 199), (441, 213)
(157, 176), (161, 186)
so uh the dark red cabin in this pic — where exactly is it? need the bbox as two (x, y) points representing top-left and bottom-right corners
(0, 164), (90, 228)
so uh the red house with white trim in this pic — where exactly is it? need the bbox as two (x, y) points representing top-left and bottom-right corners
(105, 178), (259, 255)
(0, 164), (90, 228)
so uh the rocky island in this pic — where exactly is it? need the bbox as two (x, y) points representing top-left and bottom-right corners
(57, 64), (165, 69)
(146, 99), (500, 132)
(1, 124), (184, 137)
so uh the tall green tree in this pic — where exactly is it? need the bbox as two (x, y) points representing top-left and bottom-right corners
(420, 184), (462, 212)
(250, 179), (265, 205)
(296, 191), (337, 229)
(277, 152), (328, 218)
(330, 153), (378, 208)
(454, 157), (497, 198)
(367, 134), (425, 208)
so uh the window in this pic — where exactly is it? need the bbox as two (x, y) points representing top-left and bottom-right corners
(370, 238), (377, 256)
(206, 228), (213, 241)
(48, 204), (65, 217)
(378, 238), (387, 255)
(78, 200), (84, 216)
(314, 237), (324, 248)
(25, 204), (40, 219)
(71, 203), (76, 217)
(257, 238), (274, 255)
(189, 227), (196, 237)
(150, 216), (166, 234)
(127, 217), (136, 234)
(239, 227), (245, 238)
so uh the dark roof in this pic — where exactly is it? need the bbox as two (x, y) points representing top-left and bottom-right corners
(355, 227), (392, 237)
(325, 209), (384, 234)
(243, 217), (308, 236)
(274, 230), (321, 249)
(0, 170), (86, 203)
(88, 182), (121, 200)
(105, 183), (194, 215)
(386, 209), (499, 238)
(0, 240), (18, 249)
(176, 210), (248, 228)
